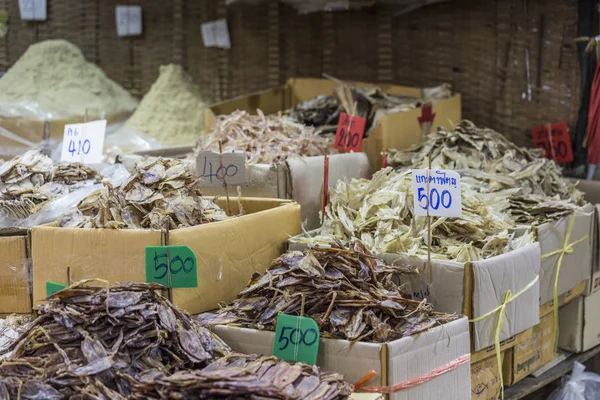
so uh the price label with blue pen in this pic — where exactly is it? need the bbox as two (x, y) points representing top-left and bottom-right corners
(412, 169), (462, 217)
(272, 314), (320, 365)
(145, 245), (198, 288)
(196, 150), (246, 187)
(60, 120), (107, 164)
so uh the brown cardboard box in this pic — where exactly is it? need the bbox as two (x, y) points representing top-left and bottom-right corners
(30, 198), (301, 315)
(558, 287), (600, 353)
(0, 230), (31, 313)
(0, 111), (132, 160)
(539, 279), (586, 318)
(503, 313), (555, 386)
(471, 351), (506, 400)
(214, 317), (471, 400)
(205, 78), (461, 171)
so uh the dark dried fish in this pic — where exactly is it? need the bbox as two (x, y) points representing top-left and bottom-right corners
(198, 242), (457, 342)
(0, 281), (230, 398)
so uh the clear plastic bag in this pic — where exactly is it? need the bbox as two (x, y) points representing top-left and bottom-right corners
(548, 362), (600, 400)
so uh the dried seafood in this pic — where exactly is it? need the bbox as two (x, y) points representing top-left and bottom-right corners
(198, 110), (333, 164)
(293, 168), (533, 261)
(60, 157), (228, 229)
(132, 353), (352, 400)
(0, 281), (231, 399)
(388, 120), (584, 224)
(198, 242), (458, 342)
(0, 149), (100, 219)
(0, 314), (30, 356)
(286, 94), (342, 134)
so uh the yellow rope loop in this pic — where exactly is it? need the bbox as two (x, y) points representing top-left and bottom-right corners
(469, 275), (540, 400)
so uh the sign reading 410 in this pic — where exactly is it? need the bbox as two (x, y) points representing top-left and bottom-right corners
(411, 169), (462, 217)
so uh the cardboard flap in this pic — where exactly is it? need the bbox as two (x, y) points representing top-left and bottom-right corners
(202, 164), (284, 199)
(212, 325), (385, 385)
(287, 153), (372, 230)
(0, 235), (30, 313)
(472, 243), (541, 351)
(537, 207), (593, 303)
(386, 317), (470, 400)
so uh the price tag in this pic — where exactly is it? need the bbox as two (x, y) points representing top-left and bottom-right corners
(201, 19), (231, 49)
(272, 314), (320, 365)
(60, 120), (107, 164)
(145, 245), (198, 289)
(116, 5), (142, 37)
(46, 281), (66, 297)
(412, 169), (462, 217)
(418, 103), (436, 136)
(196, 150), (246, 187)
(19, 0), (46, 21)
(532, 122), (573, 163)
(334, 112), (366, 152)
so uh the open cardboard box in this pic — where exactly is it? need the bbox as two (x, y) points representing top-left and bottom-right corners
(532, 204), (593, 304)
(30, 198), (300, 315)
(289, 236), (541, 352)
(205, 77), (461, 171)
(211, 317), (471, 400)
(0, 228), (31, 313)
(0, 111), (132, 160)
(124, 147), (372, 230)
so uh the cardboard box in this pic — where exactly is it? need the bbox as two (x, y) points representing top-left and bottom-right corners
(535, 205), (593, 304)
(502, 313), (555, 386)
(471, 351), (506, 400)
(558, 288), (600, 353)
(289, 237), (541, 352)
(30, 198), (301, 315)
(205, 78), (462, 171)
(124, 148), (372, 230)
(212, 317), (471, 400)
(539, 279), (586, 318)
(0, 111), (132, 160)
(0, 229), (31, 313)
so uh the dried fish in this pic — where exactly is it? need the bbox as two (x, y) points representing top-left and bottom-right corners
(197, 110), (334, 164)
(388, 120), (584, 225)
(0, 149), (100, 220)
(132, 353), (352, 400)
(198, 242), (457, 342)
(0, 315), (30, 356)
(0, 281), (230, 398)
(294, 166), (532, 261)
(60, 157), (228, 229)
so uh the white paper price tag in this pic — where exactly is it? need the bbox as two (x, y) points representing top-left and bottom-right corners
(116, 6), (142, 37)
(196, 150), (246, 187)
(60, 120), (107, 165)
(412, 169), (462, 217)
(19, 0), (46, 21)
(201, 19), (231, 49)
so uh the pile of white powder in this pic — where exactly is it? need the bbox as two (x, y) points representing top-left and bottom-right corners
(0, 40), (138, 118)
(121, 64), (207, 146)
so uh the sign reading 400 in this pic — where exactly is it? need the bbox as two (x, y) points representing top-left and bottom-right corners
(411, 169), (462, 217)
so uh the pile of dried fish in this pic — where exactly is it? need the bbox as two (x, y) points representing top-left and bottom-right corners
(198, 242), (458, 342)
(293, 168), (534, 261)
(132, 353), (352, 400)
(0, 314), (30, 355)
(0, 281), (231, 399)
(0, 149), (99, 219)
(60, 157), (228, 229)
(286, 94), (342, 132)
(198, 110), (333, 164)
(388, 120), (584, 224)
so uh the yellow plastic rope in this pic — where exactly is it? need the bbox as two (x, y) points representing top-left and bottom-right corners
(469, 275), (540, 400)
(540, 214), (589, 353)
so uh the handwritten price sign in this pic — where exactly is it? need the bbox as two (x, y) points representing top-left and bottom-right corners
(334, 112), (366, 153)
(19, 0), (46, 20)
(145, 245), (197, 289)
(532, 122), (573, 163)
(196, 150), (246, 187)
(116, 5), (142, 37)
(412, 169), (462, 217)
(272, 314), (320, 365)
(60, 120), (106, 164)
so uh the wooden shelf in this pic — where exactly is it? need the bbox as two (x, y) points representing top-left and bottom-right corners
(505, 345), (600, 399)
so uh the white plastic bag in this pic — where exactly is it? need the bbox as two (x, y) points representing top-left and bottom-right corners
(548, 362), (600, 400)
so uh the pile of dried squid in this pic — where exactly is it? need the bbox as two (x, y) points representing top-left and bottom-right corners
(198, 242), (458, 342)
